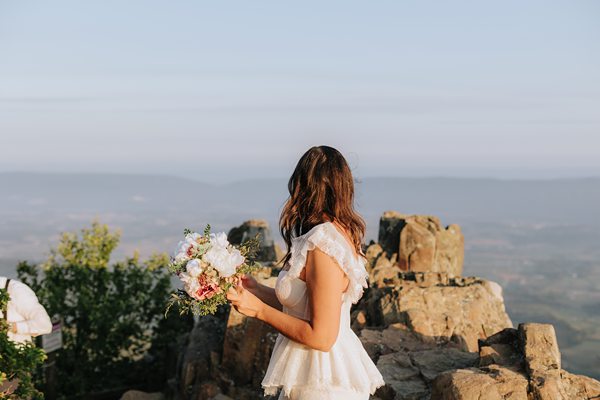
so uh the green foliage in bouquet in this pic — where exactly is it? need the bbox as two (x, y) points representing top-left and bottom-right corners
(17, 221), (193, 398)
(165, 224), (262, 317)
(0, 289), (46, 400)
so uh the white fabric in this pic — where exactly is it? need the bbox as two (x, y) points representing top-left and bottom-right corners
(261, 222), (385, 399)
(277, 385), (370, 400)
(0, 277), (52, 344)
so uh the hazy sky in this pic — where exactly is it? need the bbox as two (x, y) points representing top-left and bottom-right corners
(1, 0), (599, 182)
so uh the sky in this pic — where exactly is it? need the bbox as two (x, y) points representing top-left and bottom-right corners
(0, 0), (599, 182)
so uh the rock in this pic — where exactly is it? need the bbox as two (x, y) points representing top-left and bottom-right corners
(370, 256), (397, 287)
(221, 277), (279, 387)
(433, 223), (464, 277)
(351, 309), (368, 332)
(366, 275), (513, 352)
(526, 368), (600, 400)
(399, 215), (464, 276)
(479, 343), (519, 368)
(410, 348), (479, 382)
(477, 327), (522, 368)
(553, 370), (600, 400)
(429, 323), (600, 400)
(210, 395), (234, 400)
(378, 211), (407, 257)
(375, 351), (429, 400)
(228, 219), (278, 263)
(365, 242), (385, 273)
(120, 391), (165, 400)
(364, 322), (478, 400)
(478, 327), (520, 347)
(376, 212), (464, 276)
(518, 322), (561, 374)
(431, 366), (529, 400)
(399, 217), (437, 271)
(518, 322), (574, 400)
(177, 315), (226, 396)
(360, 323), (436, 362)
(193, 381), (222, 399)
(221, 385), (265, 400)
(374, 347), (478, 400)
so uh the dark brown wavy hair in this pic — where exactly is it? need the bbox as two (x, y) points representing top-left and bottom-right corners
(279, 145), (366, 267)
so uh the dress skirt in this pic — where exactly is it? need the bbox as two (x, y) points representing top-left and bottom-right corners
(277, 386), (370, 400)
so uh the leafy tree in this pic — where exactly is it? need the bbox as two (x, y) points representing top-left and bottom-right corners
(0, 288), (46, 399)
(17, 221), (193, 398)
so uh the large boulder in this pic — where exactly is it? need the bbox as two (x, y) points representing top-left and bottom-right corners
(176, 315), (226, 398)
(359, 322), (479, 400)
(227, 219), (280, 263)
(364, 272), (512, 352)
(377, 212), (464, 277)
(431, 366), (529, 400)
(429, 323), (600, 400)
(220, 277), (280, 391)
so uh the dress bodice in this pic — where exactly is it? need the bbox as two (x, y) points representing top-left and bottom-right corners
(262, 222), (385, 398)
(275, 269), (354, 329)
(275, 269), (310, 320)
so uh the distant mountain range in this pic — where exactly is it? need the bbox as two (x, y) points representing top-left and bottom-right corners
(2, 171), (599, 224)
(2, 171), (599, 273)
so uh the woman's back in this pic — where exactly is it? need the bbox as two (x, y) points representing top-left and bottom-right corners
(261, 222), (385, 399)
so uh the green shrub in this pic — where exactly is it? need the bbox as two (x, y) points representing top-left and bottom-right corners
(0, 288), (46, 399)
(17, 221), (193, 398)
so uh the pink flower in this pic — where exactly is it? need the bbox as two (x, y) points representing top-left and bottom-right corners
(193, 274), (222, 300)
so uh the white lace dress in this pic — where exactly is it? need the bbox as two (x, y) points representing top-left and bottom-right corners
(261, 222), (385, 400)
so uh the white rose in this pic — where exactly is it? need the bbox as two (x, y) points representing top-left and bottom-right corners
(185, 232), (202, 241)
(179, 272), (200, 297)
(206, 247), (245, 278)
(228, 248), (245, 269)
(204, 246), (227, 269)
(174, 240), (191, 262)
(218, 259), (237, 277)
(210, 232), (230, 249)
(186, 259), (203, 277)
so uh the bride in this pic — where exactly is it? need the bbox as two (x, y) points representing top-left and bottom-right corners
(226, 145), (385, 399)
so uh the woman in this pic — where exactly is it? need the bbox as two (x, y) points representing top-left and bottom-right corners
(226, 145), (385, 399)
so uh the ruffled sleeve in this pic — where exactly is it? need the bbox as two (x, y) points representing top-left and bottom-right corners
(286, 222), (369, 304)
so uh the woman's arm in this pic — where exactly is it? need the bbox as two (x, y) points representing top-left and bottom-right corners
(227, 247), (347, 351)
(11, 281), (53, 337)
(245, 277), (283, 311)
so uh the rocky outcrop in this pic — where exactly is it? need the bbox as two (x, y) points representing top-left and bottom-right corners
(362, 271), (512, 352)
(358, 212), (600, 399)
(220, 277), (279, 392)
(174, 314), (226, 397)
(171, 215), (600, 400)
(376, 211), (464, 277)
(430, 323), (600, 400)
(227, 219), (282, 263)
(357, 262), (513, 399)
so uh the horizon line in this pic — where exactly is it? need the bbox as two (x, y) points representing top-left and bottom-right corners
(1, 170), (599, 184)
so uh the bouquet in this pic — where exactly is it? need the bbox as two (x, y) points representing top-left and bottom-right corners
(166, 225), (261, 316)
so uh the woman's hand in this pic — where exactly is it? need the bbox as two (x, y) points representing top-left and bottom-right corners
(241, 273), (259, 292)
(226, 281), (265, 318)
